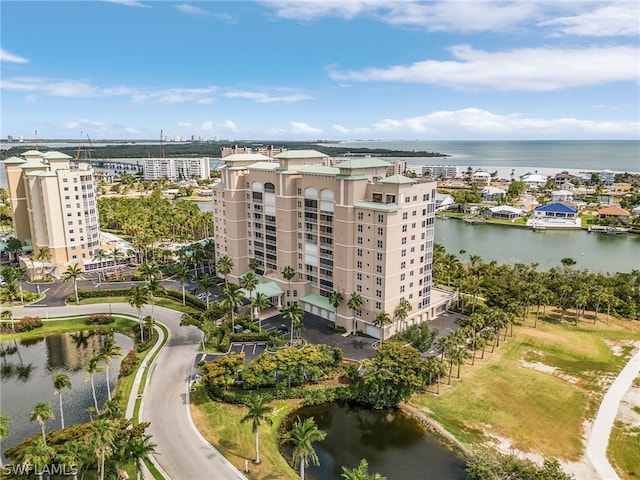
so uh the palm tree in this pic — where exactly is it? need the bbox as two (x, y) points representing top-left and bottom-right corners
(280, 416), (327, 480)
(22, 437), (55, 480)
(393, 299), (412, 332)
(92, 248), (109, 282)
(88, 419), (117, 480)
(220, 283), (244, 333)
(109, 246), (125, 277)
(282, 301), (303, 344)
(0, 411), (10, 470)
(373, 311), (391, 344)
(341, 459), (387, 480)
(173, 262), (191, 306)
(29, 402), (53, 446)
(53, 373), (72, 429)
(13, 266), (28, 304)
(216, 255), (234, 286)
(281, 266), (296, 305)
(62, 264), (84, 305)
(36, 246), (52, 279)
(99, 336), (122, 402)
(138, 261), (159, 283)
(240, 394), (273, 464)
(248, 257), (259, 273)
(347, 292), (362, 332)
(85, 356), (101, 413)
(329, 290), (343, 326)
(197, 273), (215, 309)
(143, 315), (155, 340)
(240, 271), (259, 313)
(0, 281), (18, 330)
(250, 292), (270, 331)
(60, 440), (90, 480)
(128, 286), (150, 341)
(126, 434), (157, 480)
(146, 277), (164, 314)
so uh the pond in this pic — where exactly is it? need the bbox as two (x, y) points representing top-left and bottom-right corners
(284, 401), (466, 480)
(0, 331), (134, 463)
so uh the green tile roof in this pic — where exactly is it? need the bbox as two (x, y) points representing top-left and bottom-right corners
(22, 150), (43, 156)
(224, 153), (272, 162)
(275, 150), (328, 159)
(298, 165), (340, 175)
(299, 293), (336, 313)
(335, 158), (391, 169)
(353, 201), (400, 212)
(379, 174), (417, 184)
(19, 161), (48, 169)
(241, 281), (284, 299)
(249, 161), (279, 170)
(2, 156), (25, 164)
(43, 151), (72, 160)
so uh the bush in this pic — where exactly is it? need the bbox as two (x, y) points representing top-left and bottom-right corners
(85, 313), (115, 325)
(15, 316), (42, 332)
(119, 349), (139, 377)
(230, 332), (270, 342)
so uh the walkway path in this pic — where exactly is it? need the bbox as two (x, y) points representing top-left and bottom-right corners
(15, 303), (246, 480)
(585, 346), (640, 480)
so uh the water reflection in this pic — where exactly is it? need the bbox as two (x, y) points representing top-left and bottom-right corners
(0, 331), (133, 463)
(286, 402), (465, 480)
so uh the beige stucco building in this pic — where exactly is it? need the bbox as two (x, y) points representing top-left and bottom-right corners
(212, 150), (451, 338)
(3, 150), (100, 278)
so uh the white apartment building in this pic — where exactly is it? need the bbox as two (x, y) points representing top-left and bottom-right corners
(3, 150), (100, 277)
(142, 157), (210, 181)
(212, 150), (448, 338)
(422, 165), (462, 178)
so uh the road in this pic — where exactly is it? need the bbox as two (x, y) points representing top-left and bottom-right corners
(14, 302), (246, 480)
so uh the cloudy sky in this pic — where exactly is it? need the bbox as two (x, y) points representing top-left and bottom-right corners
(1, 0), (639, 141)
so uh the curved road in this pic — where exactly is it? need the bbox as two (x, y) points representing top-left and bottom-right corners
(14, 303), (246, 480)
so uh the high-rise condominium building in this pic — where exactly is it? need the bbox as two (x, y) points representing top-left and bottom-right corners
(142, 157), (211, 181)
(3, 150), (100, 277)
(212, 150), (447, 338)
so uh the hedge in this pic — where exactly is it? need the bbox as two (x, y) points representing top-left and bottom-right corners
(73, 288), (207, 310)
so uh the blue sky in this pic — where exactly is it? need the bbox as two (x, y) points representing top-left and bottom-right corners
(1, 0), (639, 141)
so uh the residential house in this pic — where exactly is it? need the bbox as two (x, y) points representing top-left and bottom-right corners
(435, 193), (455, 211)
(533, 202), (578, 219)
(471, 171), (491, 186)
(551, 190), (574, 202)
(597, 206), (630, 224)
(489, 205), (525, 220)
(481, 186), (506, 202)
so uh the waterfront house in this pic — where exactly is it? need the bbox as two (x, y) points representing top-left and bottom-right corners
(553, 171), (577, 186)
(560, 181), (576, 191)
(551, 190), (574, 202)
(489, 205), (525, 220)
(597, 206), (630, 224)
(471, 171), (491, 186)
(533, 202), (578, 219)
(599, 169), (616, 186)
(435, 193), (455, 211)
(521, 173), (548, 191)
(481, 186), (506, 202)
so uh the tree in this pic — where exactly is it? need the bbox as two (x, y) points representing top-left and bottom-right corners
(220, 283), (244, 333)
(0, 411), (10, 470)
(36, 247), (52, 279)
(197, 273), (215, 309)
(282, 265), (296, 305)
(85, 356), (102, 413)
(0, 281), (18, 330)
(373, 311), (391, 344)
(240, 271), (259, 312)
(248, 257), (259, 273)
(347, 292), (363, 332)
(146, 277), (164, 314)
(109, 246), (126, 277)
(5, 237), (22, 264)
(21, 437), (55, 480)
(341, 459), (387, 480)
(393, 298), (412, 332)
(138, 261), (160, 283)
(240, 394), (273, 464)
(62, 264), (84, 305)
(92, 248), (110, 282)
(128, 285), (150, 341)
(282, 301), (304, 344)
(216, 255), (234, 286)
(60, 440), (91, 480)
(173, 262), (191, 306)
(53, 373), (72, 429)
(143, 315), (155, 340)
(125, 434), (157, 480)
(88, 419), (117, 480)
(281, 416), (327, 480)
(13, 266), (28, 304)
(99, 336), (122, 402)
(29, 402), (53, 446)
(250, 292), (270, 331)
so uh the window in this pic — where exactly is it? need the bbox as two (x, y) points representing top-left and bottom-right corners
(423, 193), (429, 201)
(401, 273), (406, 281)
(402, 225), (407, 232)
(377, 214), (384, 223)
(357, 237), (363, 245)
(403, 212), (408, 220)
(357, 225), (363, 232)
(376, 302), (382, 310)
(376, 278), (382, 285)
(356, 273), (362, 281)
(357, 249), (363, 257)
(358, 212), (364, 220)
(377, 227), (384, 235)
(377, 240), (383, 248)
(357, 261), (363, 269)
(357, 285), (362, 292)
(400, 285), (405, 293)
(401, 249), (407, 257)
(377, 253), (383, 261)
(401, 261), (406, 269)
(376, 265), (383, 273)
(413, 195), (417, 201)
(402, 237), (407, 244)
(376, 290), (382, 298)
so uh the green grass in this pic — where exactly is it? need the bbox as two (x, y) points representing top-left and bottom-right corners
(608, 421), (640, 479)
(190, 387), (298, 480)
(410, 313), (640, 462)
(77, 295), (203, 316)
(0, 316), (139, 341)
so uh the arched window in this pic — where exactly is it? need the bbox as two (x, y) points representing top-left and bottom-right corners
(320, 189), (334, 213)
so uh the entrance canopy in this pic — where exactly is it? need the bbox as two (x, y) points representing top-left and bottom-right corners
(240, 281), (284, 299)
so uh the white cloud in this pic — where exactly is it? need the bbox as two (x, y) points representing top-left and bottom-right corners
(329, 45), (639, 91)
(539, 2), (640, 37)
(224, 90), (312, 103)
(174, 4), (209, 16)
(291, 121), (323, 135)
(177, 122), (193, 128)
(220, 120), (238, 132)
(369, 108), (639, 137)
(332, 124), (350, 134)
(0, 49), (29, 64)
(103, 0), (150, 8)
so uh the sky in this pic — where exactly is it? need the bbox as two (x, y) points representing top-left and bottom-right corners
(1, 0), (639, 141)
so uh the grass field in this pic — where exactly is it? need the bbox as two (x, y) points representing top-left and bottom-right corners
(190, 388), (299, 480)
(0, 315), (138, 341)
(410, 311), (640, 470)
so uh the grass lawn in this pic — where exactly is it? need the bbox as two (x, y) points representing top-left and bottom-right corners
(0, 316), (139, 341)
(608, 421), (640, 479)
(190, 387), (299, 480)
(410, 311), (640, 465)
(77, 295), (203, 316)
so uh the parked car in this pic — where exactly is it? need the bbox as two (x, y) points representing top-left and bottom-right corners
(275, 325), (289, 335)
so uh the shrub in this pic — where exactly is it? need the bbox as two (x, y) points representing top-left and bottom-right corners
(85, 313), (115, 325)
(15, 316), (43, 332)
(119, 349), (139, 377)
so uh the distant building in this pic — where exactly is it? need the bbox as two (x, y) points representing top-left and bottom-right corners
(533, 202), (578, 219)
(220, 145), (287, 158)
(422, 165), (461, 179)
(387, 160), (407, 176)
(599, 169), (616, 186)
(435, 193), (455, 211)
(597, 205), (630, 224)
(481, 186), (506, 202)
(551, 190), (574, 202)
(2, 150), (100, 278)
(521, 173), (548, 190)
(471, 171), (491, 186)
(489, 205), (525, 220)
(142, 157), (210, 181)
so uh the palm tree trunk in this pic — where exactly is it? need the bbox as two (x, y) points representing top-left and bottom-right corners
(100, 448), (105, 480)
(41, 424), (47, 445)
(59, 392), (65, 429)
(300, 462), (305, 480)
(105, 367), (112, 401)
(255, 431), (260, 464)
(182, 284), (186, 306)
(91, 376), (99, 412)
(74, 281), (79, 305)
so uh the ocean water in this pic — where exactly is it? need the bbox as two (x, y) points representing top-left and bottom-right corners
(322, 140), (640, 173)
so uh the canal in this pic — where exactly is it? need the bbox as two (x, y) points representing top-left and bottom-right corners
(435, 218), (639, 273)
